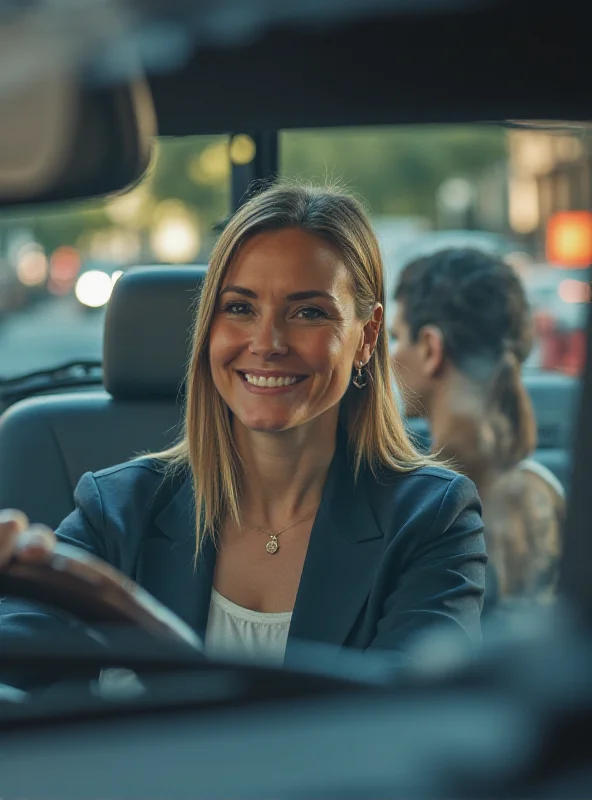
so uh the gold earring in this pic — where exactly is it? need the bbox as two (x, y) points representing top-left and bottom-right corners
(352, 361), (368, 389)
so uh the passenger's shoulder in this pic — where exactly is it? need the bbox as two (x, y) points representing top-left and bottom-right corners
(490, 464), (564, 517)
(492, 465), (542, 499)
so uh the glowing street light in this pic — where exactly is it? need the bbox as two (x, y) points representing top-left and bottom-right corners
(150, 212), (201, 263)
(230, 134), (256, 165)
(75, 270), (114, 308)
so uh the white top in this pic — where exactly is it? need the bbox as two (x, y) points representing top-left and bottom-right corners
(204, 589), (292, 665)
(518, 458), (565, 499)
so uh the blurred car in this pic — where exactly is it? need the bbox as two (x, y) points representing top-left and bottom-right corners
(0, 229), (48, 320)
(523, 263), (590, 376)
(0, 259), (26, 322)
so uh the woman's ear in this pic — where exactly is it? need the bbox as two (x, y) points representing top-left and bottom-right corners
(357, 303), (383, 364)
(417, 324), (445, 377)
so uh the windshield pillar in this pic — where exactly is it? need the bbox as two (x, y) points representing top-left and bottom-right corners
(230, 131), (278, 211)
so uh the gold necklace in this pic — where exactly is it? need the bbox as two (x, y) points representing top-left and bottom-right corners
(242, 511), (316, 554)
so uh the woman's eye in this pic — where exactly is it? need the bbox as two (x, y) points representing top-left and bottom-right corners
(295, 306), (327, 320)
(223, 301), (252, 315)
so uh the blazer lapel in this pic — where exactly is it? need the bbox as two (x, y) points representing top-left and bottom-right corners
(285, 435), (385, 662)
(134, 439), (384, 654)
(135, 475), (215, 639)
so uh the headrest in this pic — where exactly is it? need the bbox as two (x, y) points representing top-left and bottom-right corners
(103, 266), (207, 400)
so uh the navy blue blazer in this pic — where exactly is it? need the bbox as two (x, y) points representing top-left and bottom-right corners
(1, 435), (486, 674)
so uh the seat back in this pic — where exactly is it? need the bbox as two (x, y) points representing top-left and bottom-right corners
(524, 372), (579, 491)
(0, 266), (206, 529)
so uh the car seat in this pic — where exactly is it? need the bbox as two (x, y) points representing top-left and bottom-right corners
(0, 266), (206, 529)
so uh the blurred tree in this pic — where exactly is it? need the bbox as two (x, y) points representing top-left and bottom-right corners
(282, 126), (506, 220)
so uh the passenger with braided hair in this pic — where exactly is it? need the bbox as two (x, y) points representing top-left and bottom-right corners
(391, 248), (563, 608)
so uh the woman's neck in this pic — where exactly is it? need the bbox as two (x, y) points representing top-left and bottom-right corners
(232, 411), (339, 528)
(429, 375), (500, 499)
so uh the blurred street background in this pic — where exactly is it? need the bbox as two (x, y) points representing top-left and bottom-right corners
(0, 126), (590, 381)
(0, 298), (104, 377)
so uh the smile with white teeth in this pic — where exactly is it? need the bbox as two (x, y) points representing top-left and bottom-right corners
(243, 373), (300, 388)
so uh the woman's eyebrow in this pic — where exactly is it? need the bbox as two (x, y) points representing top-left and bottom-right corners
(220, 287), (337, 303)
(286, 290), (337, 302)
(220, 285), (257, 298)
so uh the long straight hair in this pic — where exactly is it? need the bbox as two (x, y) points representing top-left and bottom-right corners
(158, 183), (433, 556)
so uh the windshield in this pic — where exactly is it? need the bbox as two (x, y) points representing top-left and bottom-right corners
(0, 125), (588, 382)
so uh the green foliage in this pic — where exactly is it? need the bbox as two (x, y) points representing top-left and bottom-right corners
(282, 126), (506, 218)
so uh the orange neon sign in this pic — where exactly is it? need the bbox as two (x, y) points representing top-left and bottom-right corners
(546, 211), (592, 268)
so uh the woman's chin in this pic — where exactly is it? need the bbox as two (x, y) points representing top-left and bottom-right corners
(241, 417), (294, 434)
(233, 409), (303, 434)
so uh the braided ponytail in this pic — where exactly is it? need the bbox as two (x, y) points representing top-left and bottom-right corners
(487, 349), (537, 469)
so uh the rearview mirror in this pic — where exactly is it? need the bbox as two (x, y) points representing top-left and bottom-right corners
(0, 71), (157, 207)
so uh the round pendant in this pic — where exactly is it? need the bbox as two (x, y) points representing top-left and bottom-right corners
(266, 538), (279, 554)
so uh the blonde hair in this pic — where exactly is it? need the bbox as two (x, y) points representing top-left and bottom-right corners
(157, 182), (433, 555)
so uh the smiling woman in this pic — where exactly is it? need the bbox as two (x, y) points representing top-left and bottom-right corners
(0, 183), (487, 678)
(210, 228), (379, 434)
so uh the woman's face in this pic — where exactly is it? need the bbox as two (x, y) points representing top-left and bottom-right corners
(209, 228), (381, 434)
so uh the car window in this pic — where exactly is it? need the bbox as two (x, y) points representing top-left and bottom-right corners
(0, 135), (230, 377)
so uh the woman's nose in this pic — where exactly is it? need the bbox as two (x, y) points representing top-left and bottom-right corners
(248, 315), (289, 358)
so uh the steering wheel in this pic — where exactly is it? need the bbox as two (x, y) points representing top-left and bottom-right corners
(0, 543), (203, 651)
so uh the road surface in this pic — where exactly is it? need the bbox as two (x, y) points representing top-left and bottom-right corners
(0, 298), (105, 378)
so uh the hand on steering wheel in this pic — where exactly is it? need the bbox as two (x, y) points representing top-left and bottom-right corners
(0, 509), (203, 650)
(0, 509), (56, 567)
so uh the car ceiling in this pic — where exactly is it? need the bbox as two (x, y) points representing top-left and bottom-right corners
(148, 5), (592, 134)
(2, 0), (590, 132)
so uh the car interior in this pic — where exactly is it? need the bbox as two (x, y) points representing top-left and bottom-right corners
(0, 261), (578, 528)
(1, 1), (592, 796)
(0, 266), (205, 528)
(0, 10), (583, 528)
